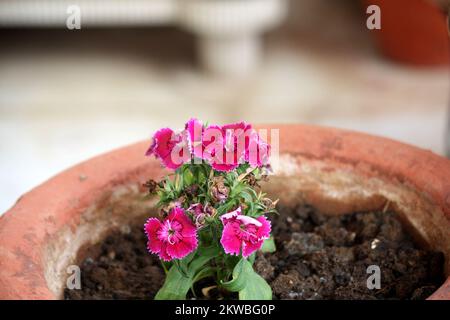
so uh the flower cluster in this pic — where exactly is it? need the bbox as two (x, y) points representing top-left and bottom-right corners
(143, 119), (277, 300)
(146, 118), (270, 171)
(145, 205), (271, 262)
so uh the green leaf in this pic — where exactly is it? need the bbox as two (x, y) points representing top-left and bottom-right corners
(248, 253), (256, 265)
(188, 246), (220, 273)
(192, 266), (215, 284)
(240, 190), (254, 204)
(155, 246), (220, 300)
(261, 236), (276, 253)
(177, 252), (195, 277)
(183, 167), (194, 186)
(221, 259), (272, 300)
(155, 265), (193, 300)
(216, 200), (237, 215)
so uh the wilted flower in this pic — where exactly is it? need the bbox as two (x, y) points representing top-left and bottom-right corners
(160, 197), (185, 216)
(188, 203), (216, 228)
(220, 207), (271, 258)
(261, 198), (279, 211)
(144, 207), (198, 261)
(143, 179), (159, 194)
(203, 203), (217, 218)
(188, 203), (204, 215)
(184, 184), (199, 197)
(210, 176), (229, 203)
(244, 172), (259, 187)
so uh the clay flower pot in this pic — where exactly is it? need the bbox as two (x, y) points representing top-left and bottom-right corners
(0, 124), (449, 299)
(363, 0), (450, 66)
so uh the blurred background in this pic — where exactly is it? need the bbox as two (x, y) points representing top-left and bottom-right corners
(0, 0), (449, 214)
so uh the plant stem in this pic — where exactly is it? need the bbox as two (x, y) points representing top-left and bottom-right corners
(160, 260), (168, 275)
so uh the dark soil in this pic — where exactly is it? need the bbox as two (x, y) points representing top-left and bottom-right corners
(64, 225), (165, 300)
(258, 205), (445, 300)
(64, 205), (445, 300)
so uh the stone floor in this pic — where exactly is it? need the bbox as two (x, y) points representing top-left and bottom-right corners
(0, 0), (449, 213)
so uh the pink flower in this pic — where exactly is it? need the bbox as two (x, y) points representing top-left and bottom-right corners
(246, 129), (271, 167)
(146, 128), (190, 170)
(146, 119), (271, 170)
(202, 122), (252, 172)
(220, 207), (271, 258)
(185, 118), (204, 160)
(144, 207), (198, 261)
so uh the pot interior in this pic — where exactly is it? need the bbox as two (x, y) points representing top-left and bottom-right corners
(42, 155), (450, 298)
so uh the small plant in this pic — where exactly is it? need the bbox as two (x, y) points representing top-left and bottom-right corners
(144, 118), (277, 300)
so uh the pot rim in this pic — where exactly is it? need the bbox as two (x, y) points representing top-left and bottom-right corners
(1, 124), (449, 300)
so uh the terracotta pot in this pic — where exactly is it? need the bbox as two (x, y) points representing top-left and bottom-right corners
(0, 124), (449, 300)
(363, 0), (450, 66)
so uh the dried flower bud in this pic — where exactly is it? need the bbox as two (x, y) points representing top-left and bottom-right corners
(187, 203), (204, 216)
(185, 184), (199, 197)
(187, 203), (216, 229)
(244, 173), (259, 187)
(161, 198), (185, 216)
(240, 201), (248, 211)
(177, 196), (186, 205)
(143, 179), (159, 194)
(261, 198), (279, 211)
(210, 176), (229, 203)
(204, 203), (217, 218)
(195, 214), (207, 229)
(261, 164), (273, 176)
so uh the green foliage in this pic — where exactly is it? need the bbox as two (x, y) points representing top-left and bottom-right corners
(261, 236), (276, 253)
(155, 246), (220, 300)
(221, 258), (272, 300)
(150, 161), (278, 300)
(154, 163), (277, 219)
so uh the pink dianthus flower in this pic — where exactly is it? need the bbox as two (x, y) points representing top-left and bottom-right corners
(144, 207), (198, 261)
(220, 207), (271, 258)
(146, 128), (190, 170)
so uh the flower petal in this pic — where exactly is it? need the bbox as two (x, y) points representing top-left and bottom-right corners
(162, 130), (190, 170)
(220, 222), (242, 256)
(186, 118), (204, 159)
(242, 239), (264, 258)
(152, 128), (176, 159)
(220, 207), (241, 225)
(211, 161), (239, 172)
(159, 242), (173, 261)
(222, 121), (252, 132)
(236, 215), (262, 227)
(166, 236), (198, 260)
(145, 138), (157, 156)
(169, 207), (197, 237)
(256, 215), (271, 240)
(144, 218), (163, 255)
(246, 130), (271, 167)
